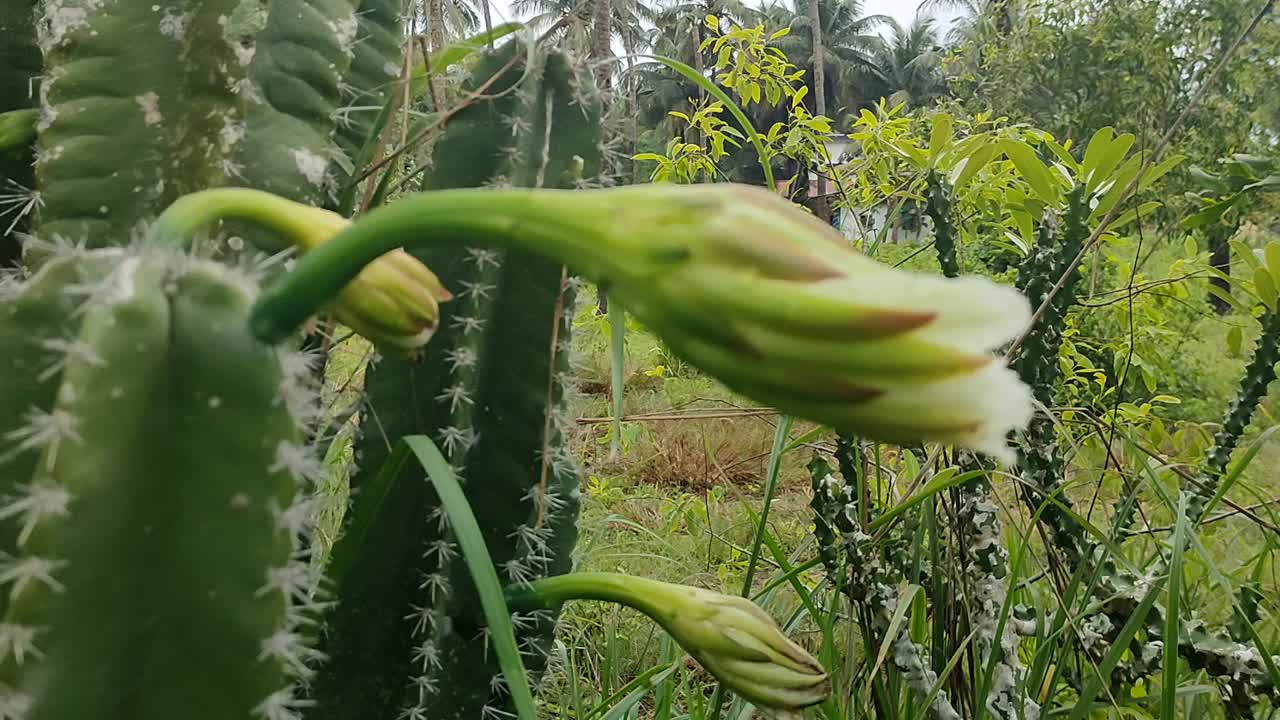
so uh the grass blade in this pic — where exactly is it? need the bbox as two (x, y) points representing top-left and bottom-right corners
(1161, 493), (1189, 720)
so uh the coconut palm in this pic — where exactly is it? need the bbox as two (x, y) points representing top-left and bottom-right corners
(760, 0), (888, 118)
(917, 0), (1022, 41)
(510, 0), (654, 71)
(865, 15), (946, 109)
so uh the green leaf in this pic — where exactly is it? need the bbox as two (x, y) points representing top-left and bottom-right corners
(1233, 239), (1263, 271)
(1244, 175), (1280, 193)
(950, 140), (996, 189)
(646, 54), (774, 188)
(428, 22), (524, 76)
(1084, 128), (1136, 193)
(1110, 200), (1162, 230)
(768, 26), (790, 40)
(1265, 242), (1280, 286)
(1255, 267), (1278, 311)
(1043, 137), (1078, 173)
(1227, 326), (1243, 357)
(1138, 154), (1186, 190)
(1081, 127), (1115, 176)
(1001, 138), (1059, 204)
(928, 113), (952, 165)
(1161, 493), (1189, 720)
(1206, 283), (1247, 314)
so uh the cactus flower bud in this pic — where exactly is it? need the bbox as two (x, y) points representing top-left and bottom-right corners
(282, 205), (453, 353)
(150, 188), (451, 353)
(506, 573), (829, 714)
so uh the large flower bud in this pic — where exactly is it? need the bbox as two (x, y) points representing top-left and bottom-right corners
(565, 184), (1034, 461)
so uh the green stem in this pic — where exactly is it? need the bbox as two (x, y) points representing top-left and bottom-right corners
(608, 301), (626, 462)
(240, 188), (638, 344)
(146, 187), (325, 253)
(505, 571), (670, 620)
(742, 415), (794, 596)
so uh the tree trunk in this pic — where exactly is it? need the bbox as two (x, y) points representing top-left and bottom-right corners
(1208, 224), (1234, 315)
(590, 0), (612, 315)
(627, 53), (639, 185)
(427, 0), (447, 110)
(806, 0), (826, 194)
(590, 0), (612, 88)
(692, 19), (705, 102)
(481, 0), (492, 42)
(687, 19), (704, 147)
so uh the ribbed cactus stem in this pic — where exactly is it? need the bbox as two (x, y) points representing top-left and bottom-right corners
(925, 172), (959, 279)
(0, 247), (324, 720)
(809, 451), (960, 720)
(307, 45), (599, 720)
(1190, 306), (1280, 520)
(1012, 184), (1089, 562)
(0, 0), (40, 259)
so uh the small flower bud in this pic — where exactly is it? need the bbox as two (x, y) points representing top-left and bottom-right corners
(506, 573), (829, 715)
(279, 206), (451, 352)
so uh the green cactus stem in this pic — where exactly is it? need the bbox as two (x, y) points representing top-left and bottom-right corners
(0, 247), (323, 720)
(0, 0), (40, 261)
(925, 172), (959, 279)
(1012, 184), (1090, 562)
(302, 43), (601, 720)
(1189, 305), (1280, 520)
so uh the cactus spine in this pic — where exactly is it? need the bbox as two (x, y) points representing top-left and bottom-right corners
(0, 248), (323, 720)
(331, 0), (404, 197)
(309, 41), (601, 720)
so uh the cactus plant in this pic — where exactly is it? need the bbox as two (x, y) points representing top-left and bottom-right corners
(1011, 184), (1089, 562)
(25, 0), (361, 259)
(0, 247), (321, 720)
(306, 41), (602, 720)
(0, 1), (40, 262)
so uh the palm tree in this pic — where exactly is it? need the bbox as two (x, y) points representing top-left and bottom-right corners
(917, 0), (1020, 40)
(510, 0), (653, 66)
(762, 0), (887, 118)
(865, 15), (945, 109)
(410, 0), (481, 107)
